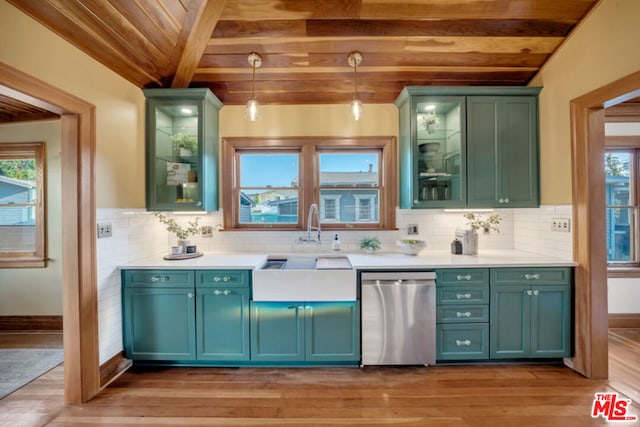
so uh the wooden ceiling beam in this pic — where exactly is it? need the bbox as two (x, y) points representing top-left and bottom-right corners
(171, 0), (227, 89)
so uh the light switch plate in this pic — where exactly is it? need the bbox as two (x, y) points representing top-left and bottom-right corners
(552, 218), (570, 232)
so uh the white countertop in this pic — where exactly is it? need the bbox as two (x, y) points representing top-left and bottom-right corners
(120, 249), (575, 270)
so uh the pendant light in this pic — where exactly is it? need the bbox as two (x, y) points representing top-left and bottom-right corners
(348, 51), (363, 121)
(245, 52), (262, 122)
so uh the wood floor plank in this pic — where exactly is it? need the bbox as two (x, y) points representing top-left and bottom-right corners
(0, 330), (639, 426)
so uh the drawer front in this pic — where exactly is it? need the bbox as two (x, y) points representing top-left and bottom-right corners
(437, 285), (489, 305)
(123, 269), (194, 288)
(436, 269), (489, 286)
(437, 323), (489, 360)
(491, 268), (572, 285)
(437, 305), (489, 323)
(196, 270), (250, 288)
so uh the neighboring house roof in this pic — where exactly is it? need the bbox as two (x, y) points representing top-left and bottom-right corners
(0, 175), (34, 189)
(320, 171), (378, 186)
(239, 192), (255, 207)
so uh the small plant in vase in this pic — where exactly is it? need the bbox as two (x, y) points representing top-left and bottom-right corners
(171, 132), (197, 158)
(153, 212), (201, 247)
(464, 212), (502, 234)
(360, 237), (382, 254)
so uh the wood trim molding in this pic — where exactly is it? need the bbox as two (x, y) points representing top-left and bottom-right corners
(605, 135), (640, 147)
(608, 313), (640, 328)
(0, 61), (99, 404)
(569, 70), (640, 380)
(0, 315), (63, 330)
(99, 352), (132, 389)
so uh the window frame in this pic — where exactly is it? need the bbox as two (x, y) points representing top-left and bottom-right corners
(320, 194), (341, 223)
(221, 136), (397, 231)
(0, 142), (46, 268)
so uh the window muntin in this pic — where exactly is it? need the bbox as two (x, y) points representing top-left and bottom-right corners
(0, 142), (46, 267)
(238, 152), (299, 225)
(222, 137), (396, 231)
(606, 149), (637, 264)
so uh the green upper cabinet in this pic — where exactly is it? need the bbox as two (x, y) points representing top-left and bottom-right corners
(467, 96), (539, 207)
(396, 87), (541, 209)
(144, 88), (223, 212)
(398, 94), (467, 208)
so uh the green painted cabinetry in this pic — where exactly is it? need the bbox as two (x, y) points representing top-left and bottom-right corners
(122, 270), (196, 361)
(435, 269), (490, 360)
(467, 97), (539, 207)
(490, 268), (572, 359)
(195, 270), (251, 361)
(395, 87), (541, 209)
(250, 301), (360, 363)
(144, 88), (223, 211)
(122, 269), (251, 363)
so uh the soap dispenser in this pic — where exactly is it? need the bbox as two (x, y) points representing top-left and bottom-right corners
(332, 234), (341, 252)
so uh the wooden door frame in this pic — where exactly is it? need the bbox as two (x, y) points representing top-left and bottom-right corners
(0, 62), (99, 403)
(570, 70), (640, 379)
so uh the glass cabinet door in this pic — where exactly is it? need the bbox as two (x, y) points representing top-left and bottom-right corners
(145, 88), (221, 212)
(151, 100), (202, 208)
(412, 97), (466, 207)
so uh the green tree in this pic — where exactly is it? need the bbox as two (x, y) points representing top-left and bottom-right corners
(0, 159), (36, 180)
(605, 153), (628, 177)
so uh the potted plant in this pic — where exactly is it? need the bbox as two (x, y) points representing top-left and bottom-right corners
(360, 237), (382, 254)
(463, 212), (502, 234)
(153, 212), (201, 247)
(171, 132), (197, 158)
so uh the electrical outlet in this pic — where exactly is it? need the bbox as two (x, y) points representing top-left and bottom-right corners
(552, 218), (570, 232)
(97, 223), (112, 238)
(407, 224), (419, 235)
(201, 225), (213, 238)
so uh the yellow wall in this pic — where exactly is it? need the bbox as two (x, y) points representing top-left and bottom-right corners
(0, 121), (63, 315)
(0, 0), (145, 209)
(530, 0), (640, 204)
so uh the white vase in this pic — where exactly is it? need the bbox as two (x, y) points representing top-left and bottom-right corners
(177, 239), (190, 248)
(179, 148), (192, 158)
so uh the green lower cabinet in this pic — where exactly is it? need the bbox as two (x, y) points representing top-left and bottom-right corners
(123, 286), (196, 361)
(490, 283), (572, 359)
(250, 302), (304, 362)
(250, 301), (360, 363)
(196, 287), (250, 361)
(437, 323), (489, 360)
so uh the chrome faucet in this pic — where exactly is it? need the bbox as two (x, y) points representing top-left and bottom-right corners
(298, 203), (321, 245)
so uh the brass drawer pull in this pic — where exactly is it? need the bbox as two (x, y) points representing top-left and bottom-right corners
(456, 339), (472, 346)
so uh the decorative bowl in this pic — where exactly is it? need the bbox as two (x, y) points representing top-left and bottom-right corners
(418, 142), (440, 154)
(396, 239), (426, 256)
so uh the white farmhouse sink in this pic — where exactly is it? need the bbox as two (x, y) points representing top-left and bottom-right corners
(252, 255), (357, 301)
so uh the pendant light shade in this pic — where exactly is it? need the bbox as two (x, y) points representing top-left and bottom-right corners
(348, 51), (363, 121)
(245, 52), (262, 122)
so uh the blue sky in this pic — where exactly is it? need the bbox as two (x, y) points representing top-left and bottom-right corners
(240, 153), (378, 187)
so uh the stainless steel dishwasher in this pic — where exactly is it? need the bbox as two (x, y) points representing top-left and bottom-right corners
(361, 271), (436, 365)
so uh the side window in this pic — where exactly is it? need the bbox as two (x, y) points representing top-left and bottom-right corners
(0, 142), (46, 268)
(605, 149), (636, 264)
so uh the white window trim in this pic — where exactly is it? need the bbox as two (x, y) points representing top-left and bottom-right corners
(354, 194), (376, 222)
(320, 194), (341, 222)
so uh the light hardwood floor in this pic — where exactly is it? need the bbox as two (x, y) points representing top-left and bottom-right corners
(0, 330), (638, 427)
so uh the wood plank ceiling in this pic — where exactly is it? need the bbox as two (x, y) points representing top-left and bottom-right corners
(8, 0), (601, 106)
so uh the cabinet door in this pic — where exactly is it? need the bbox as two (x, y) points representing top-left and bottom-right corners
(250, 302), (304, 362)
(305, 302), (360, 362)
(467, 96), (538, 208)
(144, 88), (222, 211)
(196, 287), (250, 361)
(490, 284), (530, 358)
(123, 287), (196, 360)
(530, 285), (572, 357)
(399, 96), (466, 208)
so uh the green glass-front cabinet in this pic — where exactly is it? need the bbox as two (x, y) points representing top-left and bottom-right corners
(467, 97), (539, 207)
(122, 270), (196, 361)
(250, 301), (360, 363)
(489, 268), (572, 359)
(144, 88), (223, 211)
(396, 87), (541, 209)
